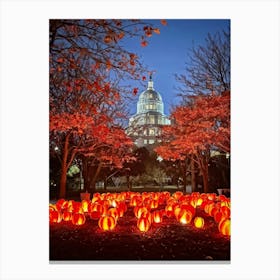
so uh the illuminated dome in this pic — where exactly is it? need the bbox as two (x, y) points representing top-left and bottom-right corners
(126, 74), (170, 148)
(137, 75), (164, 114)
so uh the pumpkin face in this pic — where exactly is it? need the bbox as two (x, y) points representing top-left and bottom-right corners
(71, 213), (86, 225)
(137, 217), (151, 232)
(98, 215), (117, 231)
(218, 218), (231, 236)
(194, 217), (205, 228)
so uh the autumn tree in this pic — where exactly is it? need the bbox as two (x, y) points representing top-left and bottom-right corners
(175, 29), (230, 98)
(155, 28), (230, 193)
(49, 19), (164, 198)
(155, 90), (230, 193)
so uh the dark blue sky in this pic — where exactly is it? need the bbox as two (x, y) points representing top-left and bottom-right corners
(122, 19), (230, 116)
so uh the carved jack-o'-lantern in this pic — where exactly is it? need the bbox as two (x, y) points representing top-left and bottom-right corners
(98, 215), (117, 231)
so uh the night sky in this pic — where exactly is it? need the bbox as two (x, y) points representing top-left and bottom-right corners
(122, 19), (230, 116)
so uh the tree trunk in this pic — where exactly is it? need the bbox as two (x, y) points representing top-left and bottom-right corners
(202, 167), (209, 193)
(179, 160), (187, 192)
(191, 155), (196, 192)
(59, 133), (70, 198)
(90, 163), (102, 193)
(126, 175), (130, 191)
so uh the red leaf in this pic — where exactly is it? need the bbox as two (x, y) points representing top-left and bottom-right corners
(141, 41), (148, 47)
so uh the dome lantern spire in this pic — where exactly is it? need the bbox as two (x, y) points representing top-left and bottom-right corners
(148, 72), (154, 89)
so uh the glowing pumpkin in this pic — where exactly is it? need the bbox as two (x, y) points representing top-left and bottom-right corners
(62, 211), (72, 221)
(72, 213), (86, 225)
(81, 200), (90, 213)
(165, 204), (174, 217)
(207, 193), (216, 201)
(150, 199), (159, 209)
(107, 207), (119, 221)
(180, 204), (196, 216)
(98, 215), (117, 231)
(173, 191), (183, 200)
(49, 204), (57, 212)
(89, 203), (105, 219)
(72, 201), (83, 214)
(137, 217), (151, 232)
(214, 211), (223, 223)
(194, 217), (205, 228)
(152, 210), (163, 223)
(220, 206), (231, 218)
(130, 196), (141, 207)
(218, 218), (231, 236)
(196, 197), (203, 207)
(134, 206), (149, 219)
(176, 209), (193, 225)
(49, 210), (62, 223)
(55, 199), (66, 211)
(116, 202), (127, 217)
(204, 202), (215, 215)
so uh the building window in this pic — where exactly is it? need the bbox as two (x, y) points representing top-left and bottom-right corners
(146, 104), (155, 110)
(149, 139), (155, 144)
(144, 139), (148, 144)
(149, 128), (155, 135)
(149, 115), (155, 124)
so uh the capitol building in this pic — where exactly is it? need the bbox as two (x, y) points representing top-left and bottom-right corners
(126, 75), (170, 147)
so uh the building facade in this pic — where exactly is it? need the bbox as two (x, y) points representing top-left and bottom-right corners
(126, 75), (170, 147)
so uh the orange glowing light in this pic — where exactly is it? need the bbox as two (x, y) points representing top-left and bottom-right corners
(177, 209), (193, 225)
(194, 217), (205, 228)
(98, 215), (117, 231)
(137, 217), (151, 232)
(218, 218), (231, 236)
(71, 213), (86, 225)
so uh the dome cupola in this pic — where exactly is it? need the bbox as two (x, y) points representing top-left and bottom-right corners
(136, 75), (164, 114)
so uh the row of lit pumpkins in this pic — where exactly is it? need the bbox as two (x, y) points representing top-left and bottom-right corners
(49, 191), (230, 235)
